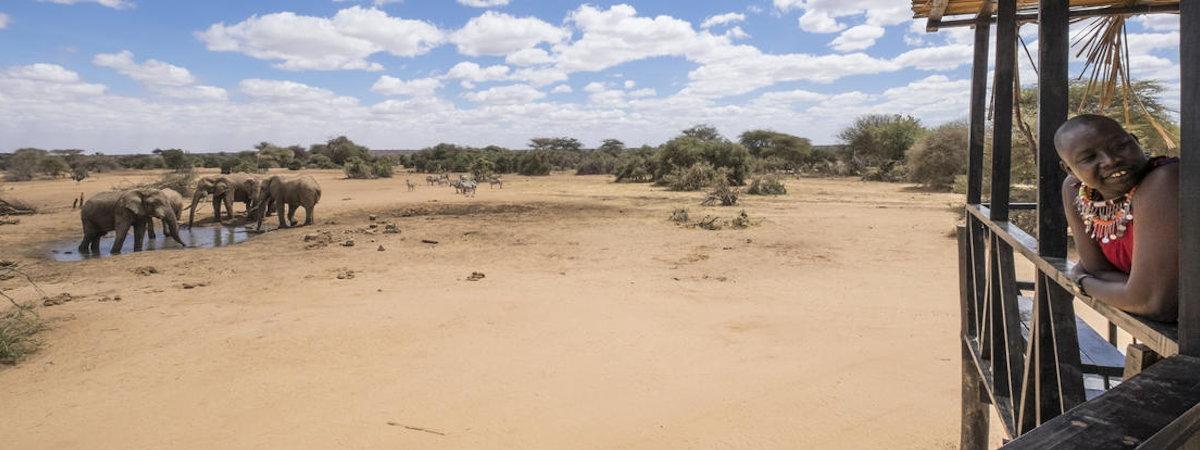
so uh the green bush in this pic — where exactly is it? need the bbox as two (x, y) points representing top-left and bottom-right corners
(746, 175), (787, 195)
(906, 121), (968, 190)
(287, 160), (303, 171)
(231, 159), (259, 174)
(653, 136), (750, 186)
(469, 157), (495, 180)
(308, 154), (338, 169)
(614, 155), (651, 182)
(663, 162), (720, 191)
(372, 159), (394, 178)
(517, 152), (551, 176)
(343, 157), (375, 179)
(576, 152), (618, 175)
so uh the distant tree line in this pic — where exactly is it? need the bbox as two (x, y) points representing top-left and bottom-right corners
(1, 80), (1178, 192)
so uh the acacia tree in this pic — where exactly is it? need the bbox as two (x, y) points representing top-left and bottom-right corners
(738, 129), (813, 170)
(837, 114), (925, 175)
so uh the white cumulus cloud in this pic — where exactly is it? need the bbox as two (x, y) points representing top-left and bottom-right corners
(446, 61), (510, 82)
(38, 0), (133, 9)
(457, 0), (510, 7)
(0, 13), (9, 29)
(829, 24), (885, 52)
(463, 84), (545, 104)
(700, 13), (745, 29)
(93, 50), (226, 101)
(451, 11), (566, 57)
(505, 47), (555, 66)
(371, 76), (442, 97)
(197, 7), (443, 71)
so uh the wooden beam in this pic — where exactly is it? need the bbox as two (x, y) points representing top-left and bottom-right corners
(1037, 0), (1069, 258)
(926, 0), (950, 32)
(1181, 0), (1200, 357)
(990, 0), (1017, 222)
(966, 14), (991, 205)
(930, 4), (1181, 30)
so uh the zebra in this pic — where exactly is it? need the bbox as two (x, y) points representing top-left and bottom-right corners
(425, 175), (438, 186)
(461, 180), (478, 197)
(488, 176), (503, 189)
(406, 179), (417, 191)
(450, 179), (464, 194)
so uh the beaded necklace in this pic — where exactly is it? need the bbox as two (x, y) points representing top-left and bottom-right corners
(1075, 184), (1135, 244)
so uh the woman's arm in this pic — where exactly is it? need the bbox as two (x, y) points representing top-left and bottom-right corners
(1074, 165), (1180, 321)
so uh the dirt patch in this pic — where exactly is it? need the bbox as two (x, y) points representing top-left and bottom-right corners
(132, 266), (159, 276)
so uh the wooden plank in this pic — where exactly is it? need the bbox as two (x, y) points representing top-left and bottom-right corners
(990, 0), (1017, 222)
(1015, 296), (1121, 376)
(966, 15), (991, 205)
(1180, 0), (1200, 357)
(1037, 0), (1070, 258)
(1002, 355), (1200, 449)
(967, 205), (1181, 355)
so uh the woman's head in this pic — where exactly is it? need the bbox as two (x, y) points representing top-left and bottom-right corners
(1054, 114), (1149, 199)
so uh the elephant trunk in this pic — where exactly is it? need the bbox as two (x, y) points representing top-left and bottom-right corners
(186, 189), (205, 228)
(163, 210), (186, 247)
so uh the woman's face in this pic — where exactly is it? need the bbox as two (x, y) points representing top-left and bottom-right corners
(1057, 122), (1149, 199)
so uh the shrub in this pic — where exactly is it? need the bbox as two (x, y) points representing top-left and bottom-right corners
(702, 180), (739, 206)
(469, 157), (496, 181)
(614, 156), (651, 182)
(0, 304), (45, 365)
(653, 136), (750, 186)
(287, 160), (303, 171)
(0, 196), (38, 215)
(231, 159), (259, 174)
(746, 175), (787, 195)
(906, 121), (969, 190)
(663, 162), (720, 191)
(517, 152), (552, 176)
(731, 210), (752, 228)
(37, 157), (70, 178)
(670, 208), (689, 224)
(3, 149), (46, 181)
(372, 159), (394, 178)
(219, 158), (236, 174)
(309, 154), (338, 169)
(575, 152), (618, 175)
(343, 157), (375, 179)
(71, 166), (89, 182)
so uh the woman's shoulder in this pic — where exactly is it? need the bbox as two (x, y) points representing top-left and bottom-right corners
(1061, 174), (1081, 199)
(1135, 159), (1179, 200)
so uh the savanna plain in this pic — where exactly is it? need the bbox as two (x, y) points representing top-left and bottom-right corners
(0, 169), (966, 448)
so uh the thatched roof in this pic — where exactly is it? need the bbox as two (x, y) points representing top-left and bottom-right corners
(911, 0), (1178, 21)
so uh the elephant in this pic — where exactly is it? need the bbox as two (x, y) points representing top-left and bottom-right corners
(79, 188), (186, 255)
(254, 175), (321, 231)
(186, 174), (262, 227)
(143, 188), (184, 240)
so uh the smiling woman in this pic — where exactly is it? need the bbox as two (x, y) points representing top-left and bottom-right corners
(1056, 114), (1180, 321)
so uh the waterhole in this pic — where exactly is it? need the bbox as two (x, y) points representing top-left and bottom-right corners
(50, 225), (256, 261)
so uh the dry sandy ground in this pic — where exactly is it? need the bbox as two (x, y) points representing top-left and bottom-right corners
(0, 169), (970, 449)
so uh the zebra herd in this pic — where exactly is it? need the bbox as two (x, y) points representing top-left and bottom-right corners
(418, 173), (502, 197)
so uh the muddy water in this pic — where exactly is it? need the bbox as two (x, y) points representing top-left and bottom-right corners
(50, 225), (255, 261)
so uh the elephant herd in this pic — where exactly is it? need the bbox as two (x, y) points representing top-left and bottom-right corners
(78, 174), (322, 256)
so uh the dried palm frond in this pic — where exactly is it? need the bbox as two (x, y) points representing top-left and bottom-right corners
(1071, 9), (1177, 149)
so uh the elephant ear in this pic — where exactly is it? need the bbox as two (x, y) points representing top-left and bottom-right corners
(119, 190), (148, 216)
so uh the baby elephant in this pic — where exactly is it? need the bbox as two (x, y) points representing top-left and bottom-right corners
(79, 188), (186, 255)
(255, 175), (322, 231)
(142, 188), (184, 241)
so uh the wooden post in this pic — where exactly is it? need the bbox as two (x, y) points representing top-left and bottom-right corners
(1037, 0), (1069, 258)
(990, 0), (1017, 222)
(1123, 343), (1163, 378)
(967, 15), (992, 206)
(1180, 0), (1200, 357)
(960, 227), (990, 449)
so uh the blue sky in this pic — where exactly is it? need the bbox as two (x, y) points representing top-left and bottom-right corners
(0, 0), (1182, 153)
